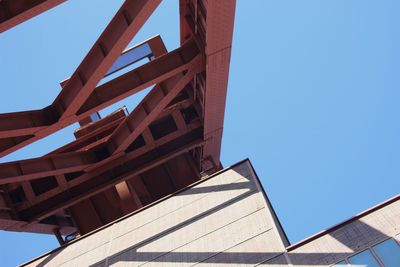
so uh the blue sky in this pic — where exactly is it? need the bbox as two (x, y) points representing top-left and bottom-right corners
(1, 1), (400, 266)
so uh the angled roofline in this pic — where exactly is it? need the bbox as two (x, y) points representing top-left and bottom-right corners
(20, 158), (252, 266)
(287, 193), (400, 251)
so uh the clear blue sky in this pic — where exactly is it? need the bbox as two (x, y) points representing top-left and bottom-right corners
(1, 1), (400, 266)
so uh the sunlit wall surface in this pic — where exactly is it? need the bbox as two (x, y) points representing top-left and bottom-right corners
(20, 160), (400, 267)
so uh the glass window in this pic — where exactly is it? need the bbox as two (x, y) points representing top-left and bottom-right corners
(332, 260), (348, 266)
(373, 238), (400, 267)
(348, 249), (380, 267)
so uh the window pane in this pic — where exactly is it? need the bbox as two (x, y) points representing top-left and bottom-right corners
(332, 260), (348, 266)
(348, 249), (380, 267)
(373, 238), (400, 267)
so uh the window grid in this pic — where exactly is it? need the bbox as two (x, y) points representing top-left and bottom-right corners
(371, 237), (400, 267)
(331, 237), (400, 267)
(369, 247), (386, 267)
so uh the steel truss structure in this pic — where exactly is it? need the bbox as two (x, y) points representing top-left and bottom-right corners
(0, 0), (235, 242)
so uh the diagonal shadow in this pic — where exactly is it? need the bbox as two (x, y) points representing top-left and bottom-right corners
(21, 178), (255, 267)
(177, 181), (252, 195)
(35, 249), (63, 267)
(21, 164), (396, 267)
(86, 185), (258, 266)
(329, 219), (391, 251)
(94, 186), (394, 265)
(282, 206), (393, 265)
(92, 251), (356, 266)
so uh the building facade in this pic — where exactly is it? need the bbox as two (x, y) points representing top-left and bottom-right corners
(22, 159), (400, 267)
(2, 1), (399, 267)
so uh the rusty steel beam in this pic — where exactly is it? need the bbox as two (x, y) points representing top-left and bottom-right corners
(0, 39), (199, 158)
(55, 0), (161, 119)
(0, 108), (57, 139)
(0, 0), (66, 33)
(27, 120), (201, 210)
(9, 111), (200, 215)
(107, 54), (202, 154)
(0, 35), (166, 157)
(146, 35), (167, 57)
(0, 50), (201, 186)
(61, 35), (167, 128)
(0, 189), (75, 233)
(0, 90), (198, 186)
(58, 35), (166, 92)
(0, 151), (97, 185)
(74, 107), (127, 139)
(51, 92), (194, 156)
(177, 0), (237, 171)
(0, 35), (165, 140)
(18, 129), (204, 222)
(69, 199), (103, 234)
(49, 118), (122, 155)
(76, 38), (200, 117)
(202, 0), (236, 169)
(0, 0), (237, 237)
(0, 216), (75, 235)
(115, 181), (142, 214)
(72, 102), (202, 186)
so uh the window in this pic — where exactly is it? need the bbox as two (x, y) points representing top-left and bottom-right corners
(330, 238), (400, 267)
(373, 238), (400, 267)
(348, 249), (380, 267)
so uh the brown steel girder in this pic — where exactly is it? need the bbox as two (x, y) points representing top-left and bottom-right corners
(0, 37), (199, 157)
(1, 80), (203, 234)
(0, 0), (66, 33)
(19, 128), (204, 223)
(1, 55), (203, 234)
(0, 0), (236, 237)
(0, 52), (202, 186)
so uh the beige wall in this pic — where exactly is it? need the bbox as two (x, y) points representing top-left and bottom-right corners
(260, 196), (400, 266)
(23, 160), (288, 267)
(22, 160), (400, 267)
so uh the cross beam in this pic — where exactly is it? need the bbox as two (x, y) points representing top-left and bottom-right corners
(0, 0), (236, 237)
(0, 0), (66, 33)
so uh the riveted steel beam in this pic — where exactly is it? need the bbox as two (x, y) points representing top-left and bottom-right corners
(0, 0), (66, 33)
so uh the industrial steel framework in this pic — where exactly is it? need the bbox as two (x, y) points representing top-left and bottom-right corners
(0, 0), (236, 243)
